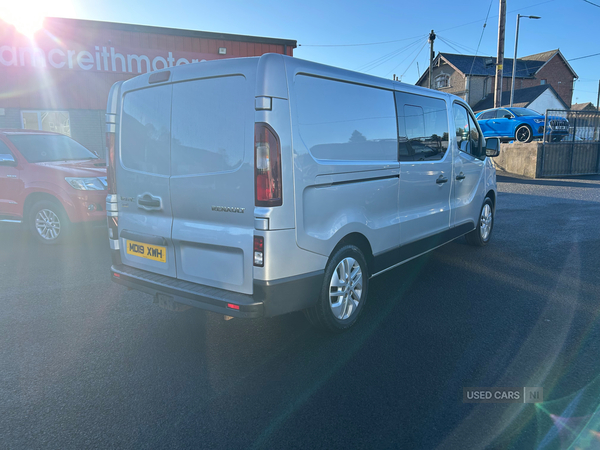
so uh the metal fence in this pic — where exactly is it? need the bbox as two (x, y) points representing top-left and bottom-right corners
(540, 109), (600, 177)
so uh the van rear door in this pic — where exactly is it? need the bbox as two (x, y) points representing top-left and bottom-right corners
(118, 84), (176, 277)
(169, 74), (255, 295)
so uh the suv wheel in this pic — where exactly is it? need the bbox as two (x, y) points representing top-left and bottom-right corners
(28, 200), (70, 245)
(304, 245), (369, 332)
(466, 197), (494, 247)
(515, 125), (532, 143)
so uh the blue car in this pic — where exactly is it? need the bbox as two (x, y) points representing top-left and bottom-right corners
(475, 107), (569, 143)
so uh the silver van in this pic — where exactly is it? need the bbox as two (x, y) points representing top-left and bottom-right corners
(105, 54), (500, 332)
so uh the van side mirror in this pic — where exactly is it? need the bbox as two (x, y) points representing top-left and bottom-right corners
(485, 138), (500, 157)
(0, 153), (17, 166)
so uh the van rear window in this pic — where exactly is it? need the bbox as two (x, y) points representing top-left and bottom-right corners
(295, 75), (397, 162)
(170, 76), (246, 176)
(121, 85), (172, 176)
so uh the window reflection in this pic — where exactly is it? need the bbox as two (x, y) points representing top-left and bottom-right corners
(395, 92), (449, 161)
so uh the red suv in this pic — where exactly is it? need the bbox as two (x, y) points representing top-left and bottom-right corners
(0, 129), (107, 244)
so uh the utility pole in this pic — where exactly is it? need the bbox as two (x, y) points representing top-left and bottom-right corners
(597, 80), (600, 110)
(494, 0), (506, 108)
(429, 30), (436, 90)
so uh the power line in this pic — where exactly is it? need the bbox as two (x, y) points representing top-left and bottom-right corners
(583, 0), (600, 8)
(436, 35), (477, 53)
(299, 35), (426, 48)
(299, 0), (556, 48)
(569, 52), (600, 61)
(438, 0), (556, 33)
(357, 37), (426, 72)
(468, 0), (495, 76)
(436, 36), (466, 54)
(398, 41), (429, 79)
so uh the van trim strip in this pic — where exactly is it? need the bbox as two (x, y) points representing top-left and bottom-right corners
(318, 174), (399, 188)
(371, 222), (475, 277)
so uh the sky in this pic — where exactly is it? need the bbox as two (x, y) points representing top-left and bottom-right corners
(1, 0), (599, 105)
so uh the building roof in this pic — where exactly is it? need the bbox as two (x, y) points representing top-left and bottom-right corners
(571, 102), (598, 111)
(416, 49), (577, 86)
(38, 17), (298, 48)
(471, 84), (568, 112)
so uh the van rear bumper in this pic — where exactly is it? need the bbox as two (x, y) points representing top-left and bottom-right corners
(110, 264), (324, 318)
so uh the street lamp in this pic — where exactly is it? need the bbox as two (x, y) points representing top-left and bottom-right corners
(510, 14), (541, 107)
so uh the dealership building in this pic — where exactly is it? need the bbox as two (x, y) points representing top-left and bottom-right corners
(0, 17), (296, 156)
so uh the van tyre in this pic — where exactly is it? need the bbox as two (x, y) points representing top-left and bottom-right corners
(28, 200), (70, 245)
(305, 245), (369, 332)
(466, 197), (494, 247)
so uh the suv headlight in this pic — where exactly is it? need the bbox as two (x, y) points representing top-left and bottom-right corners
(65, 177), (106, 190)
(533, 119), (545, 124)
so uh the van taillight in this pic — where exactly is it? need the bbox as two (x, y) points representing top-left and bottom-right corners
(254, 123), (282, 207)
(106, 132), (117, 195)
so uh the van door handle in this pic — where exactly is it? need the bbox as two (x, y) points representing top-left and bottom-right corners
(138, 199), (160, 207)
(456, 172), (466, 181)
(436, 175), (448, 185)
(137, 193), (162, 211)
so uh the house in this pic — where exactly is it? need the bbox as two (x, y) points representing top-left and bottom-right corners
(571, 102), (598, 111)
(472, 84), (568, 113)
(416, 49), (578, 109)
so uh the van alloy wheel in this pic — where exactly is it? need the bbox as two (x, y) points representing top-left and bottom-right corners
(304, 245), (369, 332)
(329, 257), (363, 320)
(35, 209), (61, 240)
(466, 197), (494, 247)
(479, 203), (492, 241)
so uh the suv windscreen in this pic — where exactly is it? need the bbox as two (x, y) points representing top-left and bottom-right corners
(510, 107), (540, 117)
(6, 134), (97, 163)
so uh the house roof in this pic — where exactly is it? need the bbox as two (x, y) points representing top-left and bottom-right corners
(571, 102), (597, 111)
(416, 49), (577, 86)
(471, 84), (568, 112)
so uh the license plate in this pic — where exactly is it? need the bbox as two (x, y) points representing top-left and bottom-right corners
(554, 126), (567, 130)
(126, 239), (167, 263)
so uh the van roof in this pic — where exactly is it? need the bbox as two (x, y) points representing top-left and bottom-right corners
(117, 53), (463, 107)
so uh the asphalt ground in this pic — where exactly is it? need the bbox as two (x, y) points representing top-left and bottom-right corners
(1, 174), (599, 449)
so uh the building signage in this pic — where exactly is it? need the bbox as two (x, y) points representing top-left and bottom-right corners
(0, 44), (228, 74)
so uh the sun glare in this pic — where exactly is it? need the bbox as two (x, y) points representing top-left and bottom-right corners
(1, 4), (45, 38)
(1, 1), (74, 39)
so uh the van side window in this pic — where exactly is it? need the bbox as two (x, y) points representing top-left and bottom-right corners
(395, 92), (449, 162)
(453, 103), (482, 157)
(295, 75), (397, 161)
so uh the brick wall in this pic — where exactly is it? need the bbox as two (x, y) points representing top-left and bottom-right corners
(420, 63), (467, 99)
(521, 55), (574, 107)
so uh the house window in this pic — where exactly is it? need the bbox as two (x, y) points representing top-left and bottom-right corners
(21, 111), (71, 136)
(540, 79), (547, 85)
(435, 73), (450, 89)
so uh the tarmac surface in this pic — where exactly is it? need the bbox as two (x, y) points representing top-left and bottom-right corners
(1, 174), (599, 449)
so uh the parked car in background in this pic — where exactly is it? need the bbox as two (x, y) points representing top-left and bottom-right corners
(475, 107), (569, 143)
(0, 130), (107, 244)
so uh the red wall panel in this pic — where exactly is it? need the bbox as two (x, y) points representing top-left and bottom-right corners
(0, 18), (295, 111)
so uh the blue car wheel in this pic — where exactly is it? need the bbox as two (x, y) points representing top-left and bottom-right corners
(515, 125), (532, 143)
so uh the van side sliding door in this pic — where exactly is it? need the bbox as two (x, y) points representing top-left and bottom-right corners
(395, 92), (452, 246)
